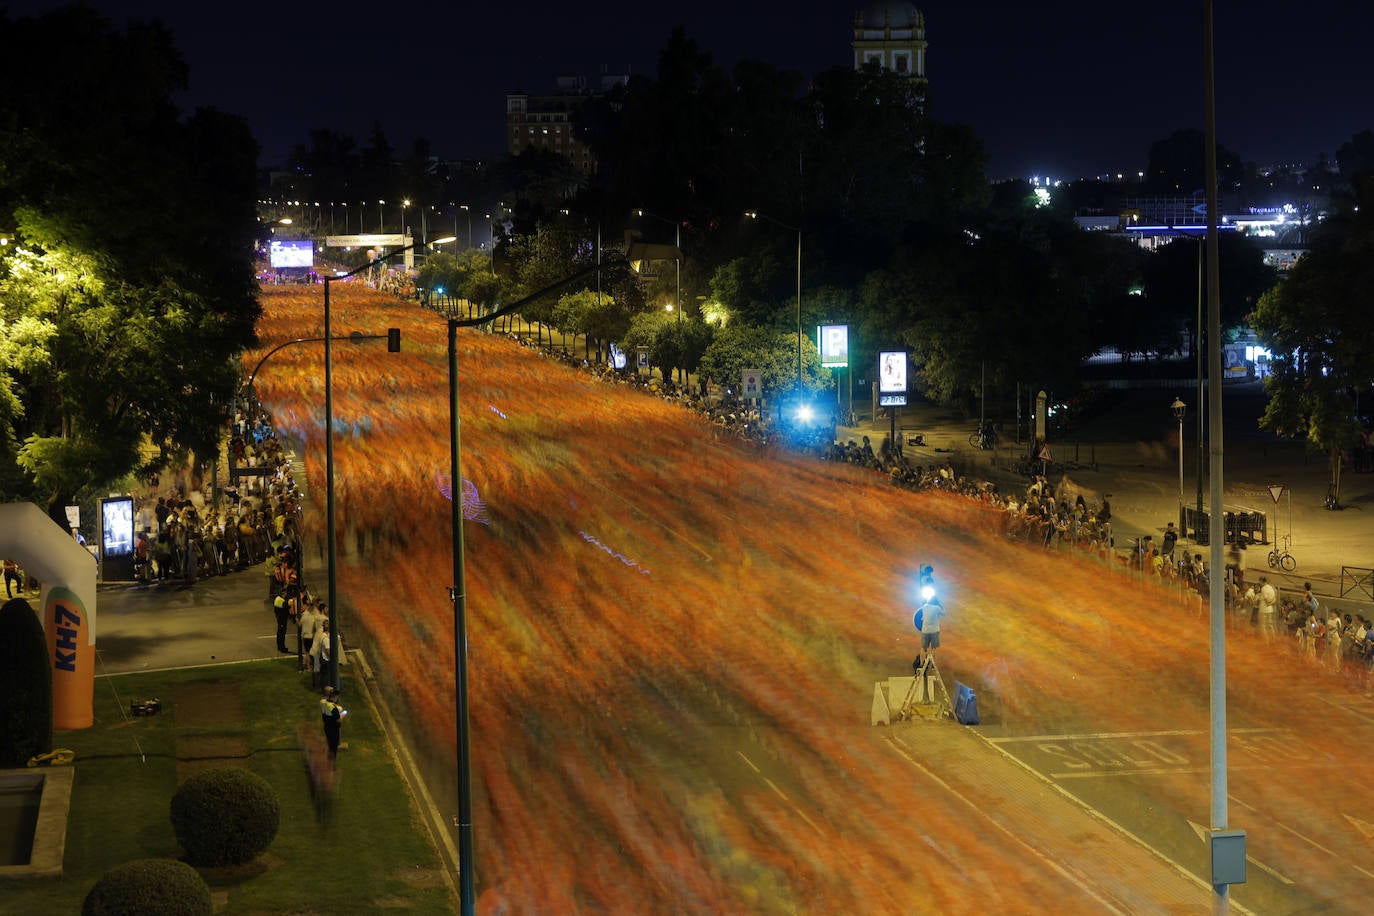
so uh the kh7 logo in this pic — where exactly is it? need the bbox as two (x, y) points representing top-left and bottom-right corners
(46, 587), (88, 673)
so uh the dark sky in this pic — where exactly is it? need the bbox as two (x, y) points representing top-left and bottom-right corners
(10, 1), (1373, 180)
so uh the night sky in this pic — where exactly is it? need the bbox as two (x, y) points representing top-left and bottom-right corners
(9, 1), (1372, 180)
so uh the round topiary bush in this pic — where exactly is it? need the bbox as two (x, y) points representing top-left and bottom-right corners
(169, 767), (280, 866)
(81, 857), (212, 915)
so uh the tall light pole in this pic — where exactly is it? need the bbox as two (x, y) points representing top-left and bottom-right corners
(320, 237), (452, 689)
(1171, 398), (1186, 529)
(1203, 0), (1239, 907)
(401, 198), (411, 238)
(377, 199), (385, 233)
(459, 204), (471, 250)
(442, 260), (604, 915)
(744, 210), (803, 399)
(486, 212), (495, 251)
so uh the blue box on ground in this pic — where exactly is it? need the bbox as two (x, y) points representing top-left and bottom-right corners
(953, 682), (979, 725)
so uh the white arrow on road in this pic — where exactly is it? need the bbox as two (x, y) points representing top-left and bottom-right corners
(1345, 814), (1374, 839)
(1188, 820), (1292, 885)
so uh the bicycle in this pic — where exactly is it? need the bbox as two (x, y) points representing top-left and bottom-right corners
(968, 424), (998, 450)
(1267, 535), (1296, 571)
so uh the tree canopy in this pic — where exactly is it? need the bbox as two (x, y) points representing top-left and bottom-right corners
(1251, 173), (1374, 498)
(0, 7), (260, 514)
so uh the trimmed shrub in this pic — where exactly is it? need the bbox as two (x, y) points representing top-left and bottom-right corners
(0, 597), (52, 768)
(169, 767), (280, 866)
(81, 857), (212, 915)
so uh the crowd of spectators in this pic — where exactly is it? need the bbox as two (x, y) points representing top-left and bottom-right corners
(128, 399), (302, 587)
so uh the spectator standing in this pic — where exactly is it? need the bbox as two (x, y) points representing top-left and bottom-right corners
(1161, 522), (1178, 559)
(311, 619), (332, 687)
(1258, 577), (1279, 642)
(3, 558), (21, 598)
(299, 601), (324, 672)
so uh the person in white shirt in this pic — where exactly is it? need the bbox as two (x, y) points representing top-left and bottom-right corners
(299, 602), (324, 672)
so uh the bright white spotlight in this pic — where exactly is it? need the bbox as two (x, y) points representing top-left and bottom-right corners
(796, 404), (814, 423)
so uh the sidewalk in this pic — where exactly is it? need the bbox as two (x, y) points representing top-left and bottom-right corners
(837, 382), (1374, 612)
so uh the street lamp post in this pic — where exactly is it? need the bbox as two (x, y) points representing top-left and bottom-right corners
(1172, 398), (1186, 531)
(441, 260), (604, 916)
(459, 204), (471, 250)
(377, 199), (385, 233)
(320, 237), (452, 689)
(744, 210), (803, 399)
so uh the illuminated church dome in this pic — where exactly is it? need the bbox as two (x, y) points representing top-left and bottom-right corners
(857, 1), (925, 32)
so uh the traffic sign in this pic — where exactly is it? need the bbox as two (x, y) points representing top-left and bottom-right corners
(1038, 444), (1053, 462)
(1268, 484), (1286, 504)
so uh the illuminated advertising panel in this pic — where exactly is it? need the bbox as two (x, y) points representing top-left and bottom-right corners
(818, 324), (849, 368)
(100, 496), (134, 558)
(879, 351), (907, 406)
(269, 239), (315, 268)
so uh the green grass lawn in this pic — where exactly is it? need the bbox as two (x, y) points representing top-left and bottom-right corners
(0, 659), (454, 913)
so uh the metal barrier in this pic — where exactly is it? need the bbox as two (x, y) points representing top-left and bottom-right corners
(1180, 505), (1268, 546)
(1341, 567), (1374, 601)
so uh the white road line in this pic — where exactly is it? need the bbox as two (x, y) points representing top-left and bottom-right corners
(1228, 794), (1374, 882)
(885, 733), (1133, 915)
(739, 752), (822, 835)
(1312, 692), (1374, 727)
(987, 727), (1276, 744)
(971, 735), (1255, 914)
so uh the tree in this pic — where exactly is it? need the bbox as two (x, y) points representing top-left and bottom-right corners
(1144, 129), (1244, 195)
(698, 325), (825, 398)
(554, 290), (628, 362)
(0, 8), (260, 516)
(1251, 174), (1374, 505)
(1139, 232), (1276, 356)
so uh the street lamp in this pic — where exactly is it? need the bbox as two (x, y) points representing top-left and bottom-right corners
(459, 204), (471, 250)
(1171, 397), (1186, 530)
(441, 259), (604, 915)
(485, 212), (494, 251)
(744, 210), (803, 399)
(377, 199), (386, 233)
(402, 199), (411, 238)
(319, 238), (446, 689)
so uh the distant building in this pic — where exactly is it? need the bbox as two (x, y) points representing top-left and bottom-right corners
(852, 2), (927, 82)
(505, 74), (627, 175)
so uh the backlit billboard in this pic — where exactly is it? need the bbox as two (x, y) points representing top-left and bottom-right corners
(879, 351), (907, 406)
(269, 239), (315, 268)
(818, 324), (849, 369)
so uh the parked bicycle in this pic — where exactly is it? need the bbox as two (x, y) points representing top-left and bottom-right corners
(1267, 534), (1296, 571)
(968, 423), (998, 450)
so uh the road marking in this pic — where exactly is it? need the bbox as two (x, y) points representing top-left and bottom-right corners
(987, 727), (1274, 744)
(1346, 814), (1374, 839)
(738, 752), (821, 834)
(885, 733), (1134, 914)
(1187, 819), (1292, 885)
(972, 734), (1256, 913)
(1226, 796), (1374, 883)
(1312, 692), (1374, 727)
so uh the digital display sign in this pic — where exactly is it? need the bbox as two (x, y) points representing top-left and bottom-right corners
(879, 351), (907, 407)
(101, 496), (134, 558)
(818, 325), (849, 369)
(269, 239), (315, 268)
